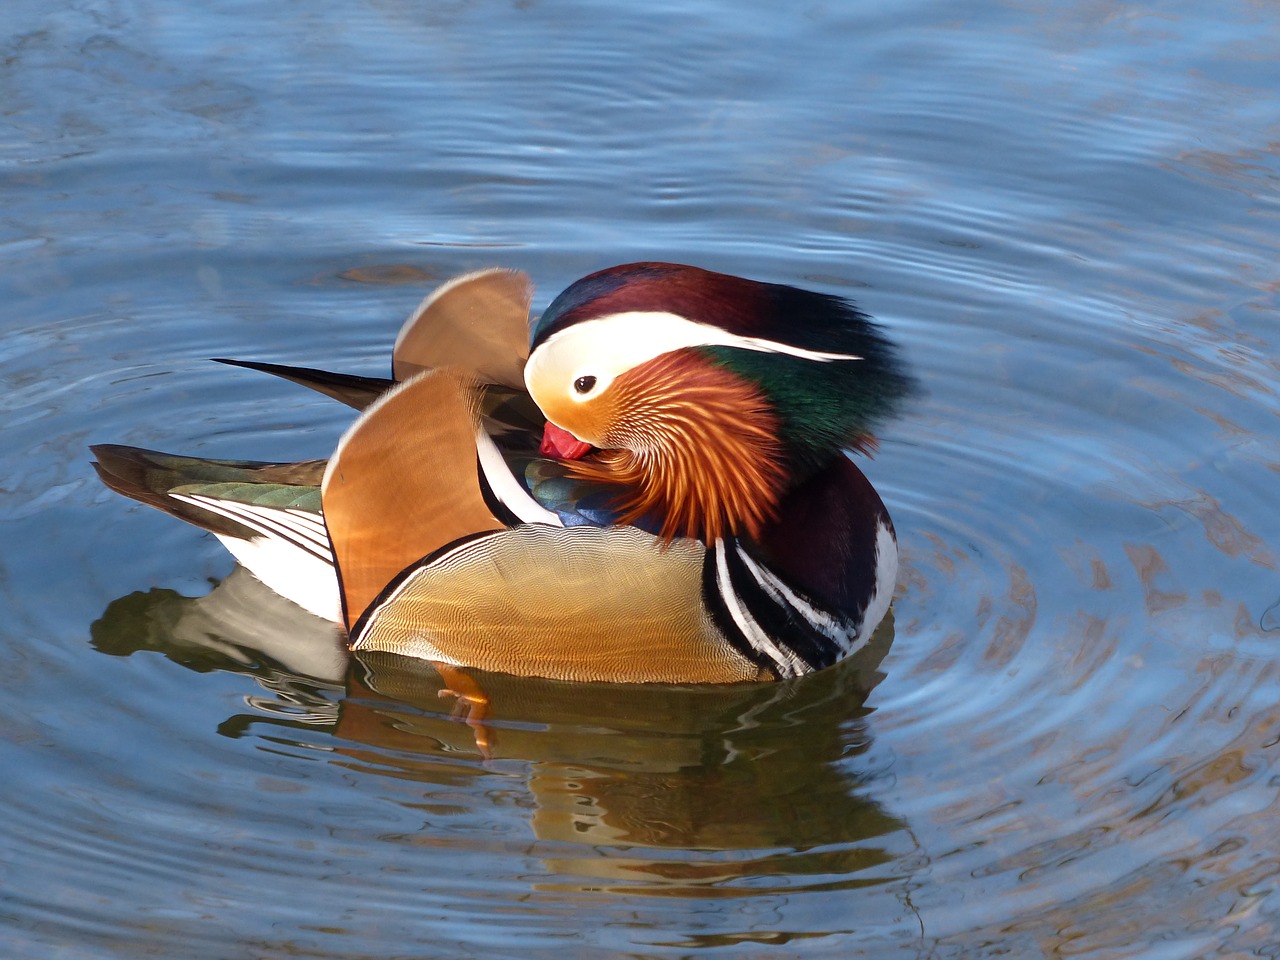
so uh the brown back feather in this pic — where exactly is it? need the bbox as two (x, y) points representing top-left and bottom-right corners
(393, 268), (533, 389)
(321, 370), (503, 630)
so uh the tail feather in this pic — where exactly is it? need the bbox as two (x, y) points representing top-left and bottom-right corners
(211, 268), (535, 412)
(211, 358), (393, 410)
(90, 444), (326, 540)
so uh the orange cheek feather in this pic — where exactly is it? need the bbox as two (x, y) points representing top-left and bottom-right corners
(534, 388), (620, 452)
(563, 350), (788, 545)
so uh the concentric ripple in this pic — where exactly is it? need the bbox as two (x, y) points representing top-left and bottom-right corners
(5, 0), (1280, 957)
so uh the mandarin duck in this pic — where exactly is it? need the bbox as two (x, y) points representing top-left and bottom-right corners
(92, 264), (912, 684)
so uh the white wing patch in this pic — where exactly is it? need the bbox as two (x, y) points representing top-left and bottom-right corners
(172, 493), (341, 623)
(173, 494), (331, 560)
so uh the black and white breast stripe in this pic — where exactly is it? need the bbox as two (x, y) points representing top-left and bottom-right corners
(170, 493), (334, 564)
(474, 429), (564, 528)
(702, 538), (873, 679)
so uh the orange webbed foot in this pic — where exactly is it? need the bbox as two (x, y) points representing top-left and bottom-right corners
(432, 662), (493, 759)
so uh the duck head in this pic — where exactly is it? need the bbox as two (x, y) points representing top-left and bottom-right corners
(524, 262), (913, 545)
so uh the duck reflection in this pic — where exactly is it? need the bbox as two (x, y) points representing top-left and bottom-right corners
(92, 573), (906, 888)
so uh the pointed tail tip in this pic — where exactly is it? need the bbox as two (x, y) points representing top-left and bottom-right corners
(211, 357), (261, 370)
(88, 442), (136, 473)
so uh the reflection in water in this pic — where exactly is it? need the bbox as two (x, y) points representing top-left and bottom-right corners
(10, 0), (1280, 953)
(92, 566), (349, 684)
(91, 568), (910, 899)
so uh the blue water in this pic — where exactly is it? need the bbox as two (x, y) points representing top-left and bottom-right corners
(5, 1), (1280, 957)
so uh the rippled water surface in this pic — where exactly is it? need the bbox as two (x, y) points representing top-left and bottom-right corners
(5, 1), (1280, 957)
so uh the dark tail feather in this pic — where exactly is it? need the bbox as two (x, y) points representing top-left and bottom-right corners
(90, 444), (326, 540)
(212, 358), (394, 410)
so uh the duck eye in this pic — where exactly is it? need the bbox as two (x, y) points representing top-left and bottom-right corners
(573, 375), (597, 395)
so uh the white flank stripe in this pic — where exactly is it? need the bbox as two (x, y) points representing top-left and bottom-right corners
(213, 533), (342, 623)
(733, 544), (854, 646)
(713, 540), (804, 678)
(860, 520), (899, 646)
(423, 530), (507, 568)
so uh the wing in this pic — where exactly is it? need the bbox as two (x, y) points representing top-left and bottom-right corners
(393, 268), (533, 389)
(321, 369), (510, 630)
(518, 455), (634, 528)
(91, 445), (339, 620)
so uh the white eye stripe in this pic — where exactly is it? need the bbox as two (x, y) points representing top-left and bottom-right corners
(526, 310), (861, 403)
(541, 311), (862, 364)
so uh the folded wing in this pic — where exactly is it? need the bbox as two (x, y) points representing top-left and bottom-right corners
(321, 370), (506, 630)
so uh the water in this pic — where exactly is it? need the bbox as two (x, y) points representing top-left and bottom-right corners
(4, 1), (1280, 957)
